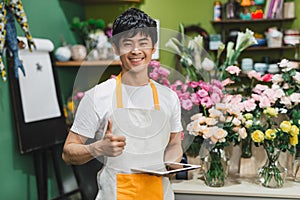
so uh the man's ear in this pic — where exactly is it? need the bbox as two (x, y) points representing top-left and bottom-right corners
(152, 43), (158, 55)
(112, 43), (120, 56)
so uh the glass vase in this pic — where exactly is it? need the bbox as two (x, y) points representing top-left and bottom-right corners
(241, 134), (252, 158)
(202, 147), (229, 187)
(258, 148), (287, 188)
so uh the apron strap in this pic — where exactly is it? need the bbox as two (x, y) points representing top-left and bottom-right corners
(116, 73), (160, 110)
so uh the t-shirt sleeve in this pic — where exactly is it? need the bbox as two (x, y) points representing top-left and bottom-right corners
(170, 92), (183, 133)
(70, 89), (100, 139)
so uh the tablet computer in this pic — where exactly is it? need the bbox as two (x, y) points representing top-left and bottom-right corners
(131, 162), (201, 176)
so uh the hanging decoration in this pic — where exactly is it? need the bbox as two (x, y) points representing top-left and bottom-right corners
(0, 0), (35, 81)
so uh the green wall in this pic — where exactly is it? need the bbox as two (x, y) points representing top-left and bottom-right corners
(1, 0), (300, 199)
(0, 0), (83, 199)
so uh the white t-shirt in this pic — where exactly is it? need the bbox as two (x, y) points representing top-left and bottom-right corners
(71, 78), (183, 139)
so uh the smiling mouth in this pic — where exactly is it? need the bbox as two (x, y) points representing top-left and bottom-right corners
(129, 57), (144, 63)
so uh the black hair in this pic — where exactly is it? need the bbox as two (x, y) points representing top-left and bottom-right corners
(112, 8), (157, 48)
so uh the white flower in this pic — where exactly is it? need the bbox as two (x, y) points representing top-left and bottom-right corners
(290, 93), (300, 103)
(235, 28), (257, 52)
(202, 57), (214, 71)
(293, 72), (300, 83)
(165, 38), (182, 55)
(271, 74), (283, 84)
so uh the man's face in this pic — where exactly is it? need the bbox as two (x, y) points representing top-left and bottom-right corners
(116, 33), (156, 73)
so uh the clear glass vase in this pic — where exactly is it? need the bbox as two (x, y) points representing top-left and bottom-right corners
(202, 147), (229, 187)
(258, 148), (287, 188)
(241, 134), (252, 158)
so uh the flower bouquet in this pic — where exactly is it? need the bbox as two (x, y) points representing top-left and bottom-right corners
(186, 102), (248, 186)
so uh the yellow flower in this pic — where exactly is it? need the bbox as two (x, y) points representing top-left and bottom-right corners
(67, 101), (74, 112)
(263, 107), (278, 117)
(280, 121), (292, 132)
(251, 130), (264, 143)
(63, 107), (68, 118)
(265, 129), (276, 140)
(244, 113), (253, 120)
(290, 135), (298, 146)
(289, 125), (299, 137)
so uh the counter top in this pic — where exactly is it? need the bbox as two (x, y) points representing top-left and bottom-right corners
(171, 176), (300, 199)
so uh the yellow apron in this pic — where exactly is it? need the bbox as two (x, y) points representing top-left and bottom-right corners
(96, 74), (173, 200)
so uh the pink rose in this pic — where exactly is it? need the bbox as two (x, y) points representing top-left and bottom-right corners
(211, 79), (223, 89)
(211, 93), (221, 104)
(222, 78), (235, 86)
(149, 60), (161, 67)
(251, 94), (260, 101)
(201, 96), (214, 108)
(199, 82), (210, 92)
(190, 93), (200, 105)
(158, 67), (170, 77)
(243, 99), (256, 112)
(259, 96), (271, 108)
(181, 99), (193, 110)
(196, 89), (209, 98)
(149, 71), (159, 80)
(247, 70), (262, 81)
(231, 94), (243, 104)
(189, 81), (199, 88)
(226, 65), (241, 75)
(253, 84), (268, 94)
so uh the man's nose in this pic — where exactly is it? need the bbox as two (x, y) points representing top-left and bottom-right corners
(131, 47), (140, 54)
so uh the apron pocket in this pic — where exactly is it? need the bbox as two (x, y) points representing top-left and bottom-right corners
(116, 173), (163, 200)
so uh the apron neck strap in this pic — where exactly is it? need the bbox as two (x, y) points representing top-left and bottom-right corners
(116, 73), (160, 110)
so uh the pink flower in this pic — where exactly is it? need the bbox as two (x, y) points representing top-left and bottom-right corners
(226, 65), (241, 76)
(243, 99), (256, 112)
(247, 70), (262, 81)
(149, 60), (161, 67)
(201, 96), (213, 108)
(149, 71), (159, 80)
(251, 94), (260, 101)
(211, 85), (223, 96)
(158, 67), (170, 77)
(222, 94), (233, 104)
(189, 81), (199, 88)
(259, 96), (271, 108)
(290, 93), (300, 103)
(253, 84), (268, 94)
(199, 81), (210, 91)
(261, 74), (273, 82)
(211, 79), (223, 89)
(190, 93), (200, 105)
(211, 93), (221, 104)
(222, 78), (235, 86)
(181, 99), (193, 110)
(231, 94), (243, 104)
(196, 89), (208, 98)
(179, 92), (190, 100)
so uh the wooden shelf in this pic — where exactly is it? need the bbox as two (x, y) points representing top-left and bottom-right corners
(55, 60), (121, 67)
(211, 17), (296, 25)
(246, 45), (296, 51)
(63, 0), (142, 4)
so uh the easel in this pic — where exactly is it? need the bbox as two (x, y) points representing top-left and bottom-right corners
(33, 145), (82, 200)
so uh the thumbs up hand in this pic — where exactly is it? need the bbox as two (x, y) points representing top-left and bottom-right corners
(90, 119), (126, 157)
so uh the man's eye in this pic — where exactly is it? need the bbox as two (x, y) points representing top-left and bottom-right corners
(140, 42), (148, 46)
(123, 43), (132, 47)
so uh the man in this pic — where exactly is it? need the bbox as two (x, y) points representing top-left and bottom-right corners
(62, 8), (183, 200)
